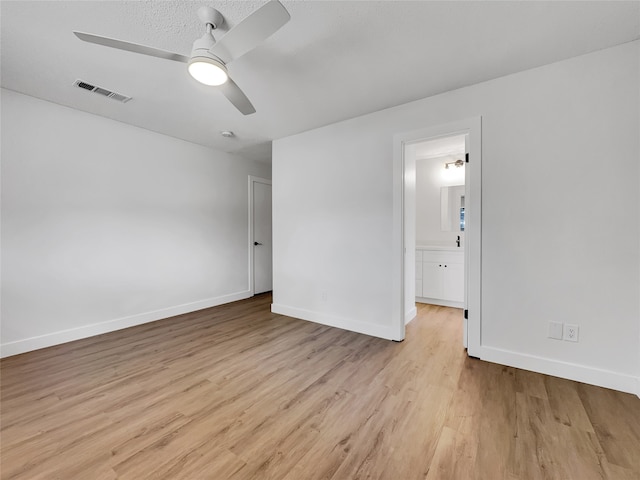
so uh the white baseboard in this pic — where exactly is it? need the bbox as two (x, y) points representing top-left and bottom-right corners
(405, 306), (417, 325)
(416, 297), (463, 308)
(0, 290), (252, 358)
(271, 303), (401, 341)
(481, 346), (639, 396)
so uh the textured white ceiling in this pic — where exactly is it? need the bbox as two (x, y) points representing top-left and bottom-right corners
(415, 135), (466, 160)
(2, 1), (639, 162)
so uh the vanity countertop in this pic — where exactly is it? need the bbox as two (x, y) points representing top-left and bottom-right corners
(416, 245), (463, 251)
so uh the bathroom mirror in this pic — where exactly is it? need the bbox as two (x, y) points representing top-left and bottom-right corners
(441, 185), (465, 232)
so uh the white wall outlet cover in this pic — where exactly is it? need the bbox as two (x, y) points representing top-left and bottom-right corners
(548, 321), (563, 340)
(564, 324), (579, 342)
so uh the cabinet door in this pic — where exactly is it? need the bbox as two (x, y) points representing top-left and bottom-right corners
(422, 261), (443, 299)
(443, 262), (464, 302)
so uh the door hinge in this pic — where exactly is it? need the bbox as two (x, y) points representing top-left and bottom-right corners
(465, 153), (469, 163)
(464, 309), (468, 319)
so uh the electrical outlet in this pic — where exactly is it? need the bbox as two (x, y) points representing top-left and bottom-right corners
(564, 324), (579, 342)
(548, 322), (563, 340)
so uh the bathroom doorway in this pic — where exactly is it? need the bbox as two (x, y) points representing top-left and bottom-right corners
(412, 134), (466, 307)
(393, 117), (481, 356)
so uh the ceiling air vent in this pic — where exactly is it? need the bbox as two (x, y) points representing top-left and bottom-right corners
(73, 79), (132, 103)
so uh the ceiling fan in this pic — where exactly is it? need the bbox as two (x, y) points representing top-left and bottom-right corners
(73, 0), (291, 115)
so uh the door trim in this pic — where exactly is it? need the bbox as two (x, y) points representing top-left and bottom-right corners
(248, 176), (272, 296)
(392, 117), (482, 356)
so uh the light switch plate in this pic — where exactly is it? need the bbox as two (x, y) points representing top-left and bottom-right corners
(548, 322), (563, 340)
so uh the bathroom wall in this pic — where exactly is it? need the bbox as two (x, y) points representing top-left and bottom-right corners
(415, 154), (465, 247)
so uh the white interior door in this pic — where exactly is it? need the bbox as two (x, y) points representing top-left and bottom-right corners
(252, 179), (272, 294)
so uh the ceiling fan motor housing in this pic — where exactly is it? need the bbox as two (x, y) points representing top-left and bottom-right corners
(188, 33), (228, 86)
(190, 32), (218, 60)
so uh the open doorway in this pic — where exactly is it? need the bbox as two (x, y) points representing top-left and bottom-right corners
(393, 117), (481, 356)
(412, 135), (466, 307)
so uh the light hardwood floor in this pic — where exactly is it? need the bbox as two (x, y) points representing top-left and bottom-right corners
(1, 294), (639, 479)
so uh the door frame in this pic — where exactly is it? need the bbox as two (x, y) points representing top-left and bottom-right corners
(392, 117), (482, 357)
(248, 175), (272, 296)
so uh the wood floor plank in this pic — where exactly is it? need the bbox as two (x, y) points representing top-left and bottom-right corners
(543, 375), (595, 433)
(476, 363), (519, 479)
(514, 391), (565, 479)
(424, 425), (457, 480)
(577, 383), (640, 472)
(1, 295), (639, 479)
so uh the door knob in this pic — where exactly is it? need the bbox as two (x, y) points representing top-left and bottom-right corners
(254, 241), (262, 246)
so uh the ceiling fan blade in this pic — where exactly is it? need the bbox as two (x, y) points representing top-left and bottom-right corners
(74, 31), (190, 63)
(218, 78), (256, 115)
(209, 0), (290, 64)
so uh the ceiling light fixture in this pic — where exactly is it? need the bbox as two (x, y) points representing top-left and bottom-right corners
(188, 56), (228, 86)
(445, 159), (464, 169)
(220, 130), (235, 138)
(187, 26), (228, 86)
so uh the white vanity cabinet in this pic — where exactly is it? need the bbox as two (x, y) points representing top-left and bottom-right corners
(416, 248), (464, 307)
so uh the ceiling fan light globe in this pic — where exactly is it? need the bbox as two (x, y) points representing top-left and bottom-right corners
(188, 57), (228, 86)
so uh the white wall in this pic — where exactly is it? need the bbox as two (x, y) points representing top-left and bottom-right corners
(273, 41), (639, 394)
(1, 89), (270, 356)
